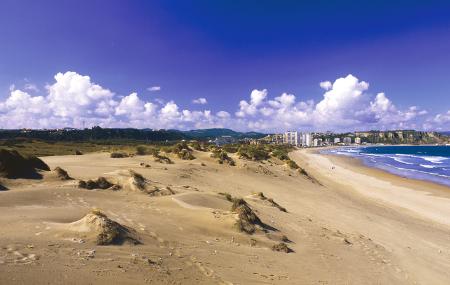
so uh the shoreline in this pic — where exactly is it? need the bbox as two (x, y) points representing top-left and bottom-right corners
(291, 148), (450, 227)
(325, 150), (450, 194)
(316, 145), (450, 189)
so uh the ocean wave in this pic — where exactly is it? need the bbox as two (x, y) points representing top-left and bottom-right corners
(420, 156), (447, 164)
(392, 157), (415, 165)
(420, 164), (438, 169)
(389, 165), (450, 179)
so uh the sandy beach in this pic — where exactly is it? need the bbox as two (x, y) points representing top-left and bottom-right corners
(0, 149), (449, 284)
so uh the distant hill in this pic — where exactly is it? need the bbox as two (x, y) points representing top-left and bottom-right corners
(439, 131), (450, 137)
(0, 127), (265, 142)
(182, 128), (265, 140)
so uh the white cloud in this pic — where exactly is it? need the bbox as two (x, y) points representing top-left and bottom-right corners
(319, 81), (332, 90)
(433, 110), (450, 124)
(192, 97), (207, 105)
(0, 71), (439, 132)
(236, 89), (268, 117)
(217, 111), (230, 118)
(147, 86), (161, 92)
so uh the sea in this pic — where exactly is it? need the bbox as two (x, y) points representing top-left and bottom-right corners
(324, 145), (450, 187)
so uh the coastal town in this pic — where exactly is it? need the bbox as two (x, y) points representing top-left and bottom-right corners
(212, 129), (448, 147)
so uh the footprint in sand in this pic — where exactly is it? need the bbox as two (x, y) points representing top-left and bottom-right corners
(1, 246), (40, 265)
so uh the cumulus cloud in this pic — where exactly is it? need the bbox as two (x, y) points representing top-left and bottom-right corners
(192, 97), (207, 104)
(147, 86), (161, 92)
(229, 74), (428, 131)
(0, 71), (435, 131)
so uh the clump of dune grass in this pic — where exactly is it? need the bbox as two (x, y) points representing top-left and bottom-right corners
(231, 198), (264, 234)
(172, 141), (196, 160)
(286, 159), (299, 169)
(178, 149), (195, 160)
(281, 235), (291, 243)
(78, 177), (115, 190)
(218, 192), (234, 202)
(254, 192), (287, 212)
(255, 192), (267, 200)
(110, 152), (128, 158)
(135, 146), (148, 156)
(267, 198), (287, 212)
(75, 150), (83, 155)
(271, 242), (293, 253)
(152, 150), (173, 164)
(129, 170), (147, 190)
(54, 166), (72, 180)
(188, 140), (206, 151)
(237, 145), (270, 161)
(211, 149), (235, 166)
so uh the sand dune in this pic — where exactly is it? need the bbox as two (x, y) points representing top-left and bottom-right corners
(0, 149), (448, 284)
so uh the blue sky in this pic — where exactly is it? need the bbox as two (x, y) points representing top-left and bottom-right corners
(0, 0), (449, 131)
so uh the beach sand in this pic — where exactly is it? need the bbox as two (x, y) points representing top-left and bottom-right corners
(0, 149), (448, 284)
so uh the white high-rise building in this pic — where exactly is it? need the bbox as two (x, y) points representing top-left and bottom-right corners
(301, 132), (312, 147)
(283, 131), (300, 146)
(343, 137), (352, 144)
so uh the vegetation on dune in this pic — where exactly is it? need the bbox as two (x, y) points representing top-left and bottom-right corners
(231, 198), (264, 234)
(79, 177), (116, 190)
(0, 149), (49, 179)
(286, 159), (299, 169)
(222, 144), (240, 153)
(172, 141), (196, 160)
(272, 242), (293, 253)
(135, 146), (148, 155)
(178, 149), (195, 160)
(85, 210), (140, 246)
(54, 166), (72, 180)
(110, 152), (129, 158)
(254, 192), (287, 212)
(219, 192), (234, 202)
(188, 140), (207, 151)
(129, 170), (147, 190)
(237, 145), (270, 161)
(154, 154), (173, 164)
(211, 149), (235, 166)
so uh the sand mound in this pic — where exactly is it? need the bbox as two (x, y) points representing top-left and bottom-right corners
(54, 167), (72, 180)
(67, 210), (139, 245)
(122, 171), (175, 196)
(0, 149), (49, 179)
(116, 170), (175, 196)
(96, 170), (175, 196)
(174, 193), (232, 211)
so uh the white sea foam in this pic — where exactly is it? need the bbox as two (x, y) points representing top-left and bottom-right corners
(421, 156), (447, 164)
(420, 164), (437, 169)
(393, 157), (414, 165)
(390, 165), (450, 179)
